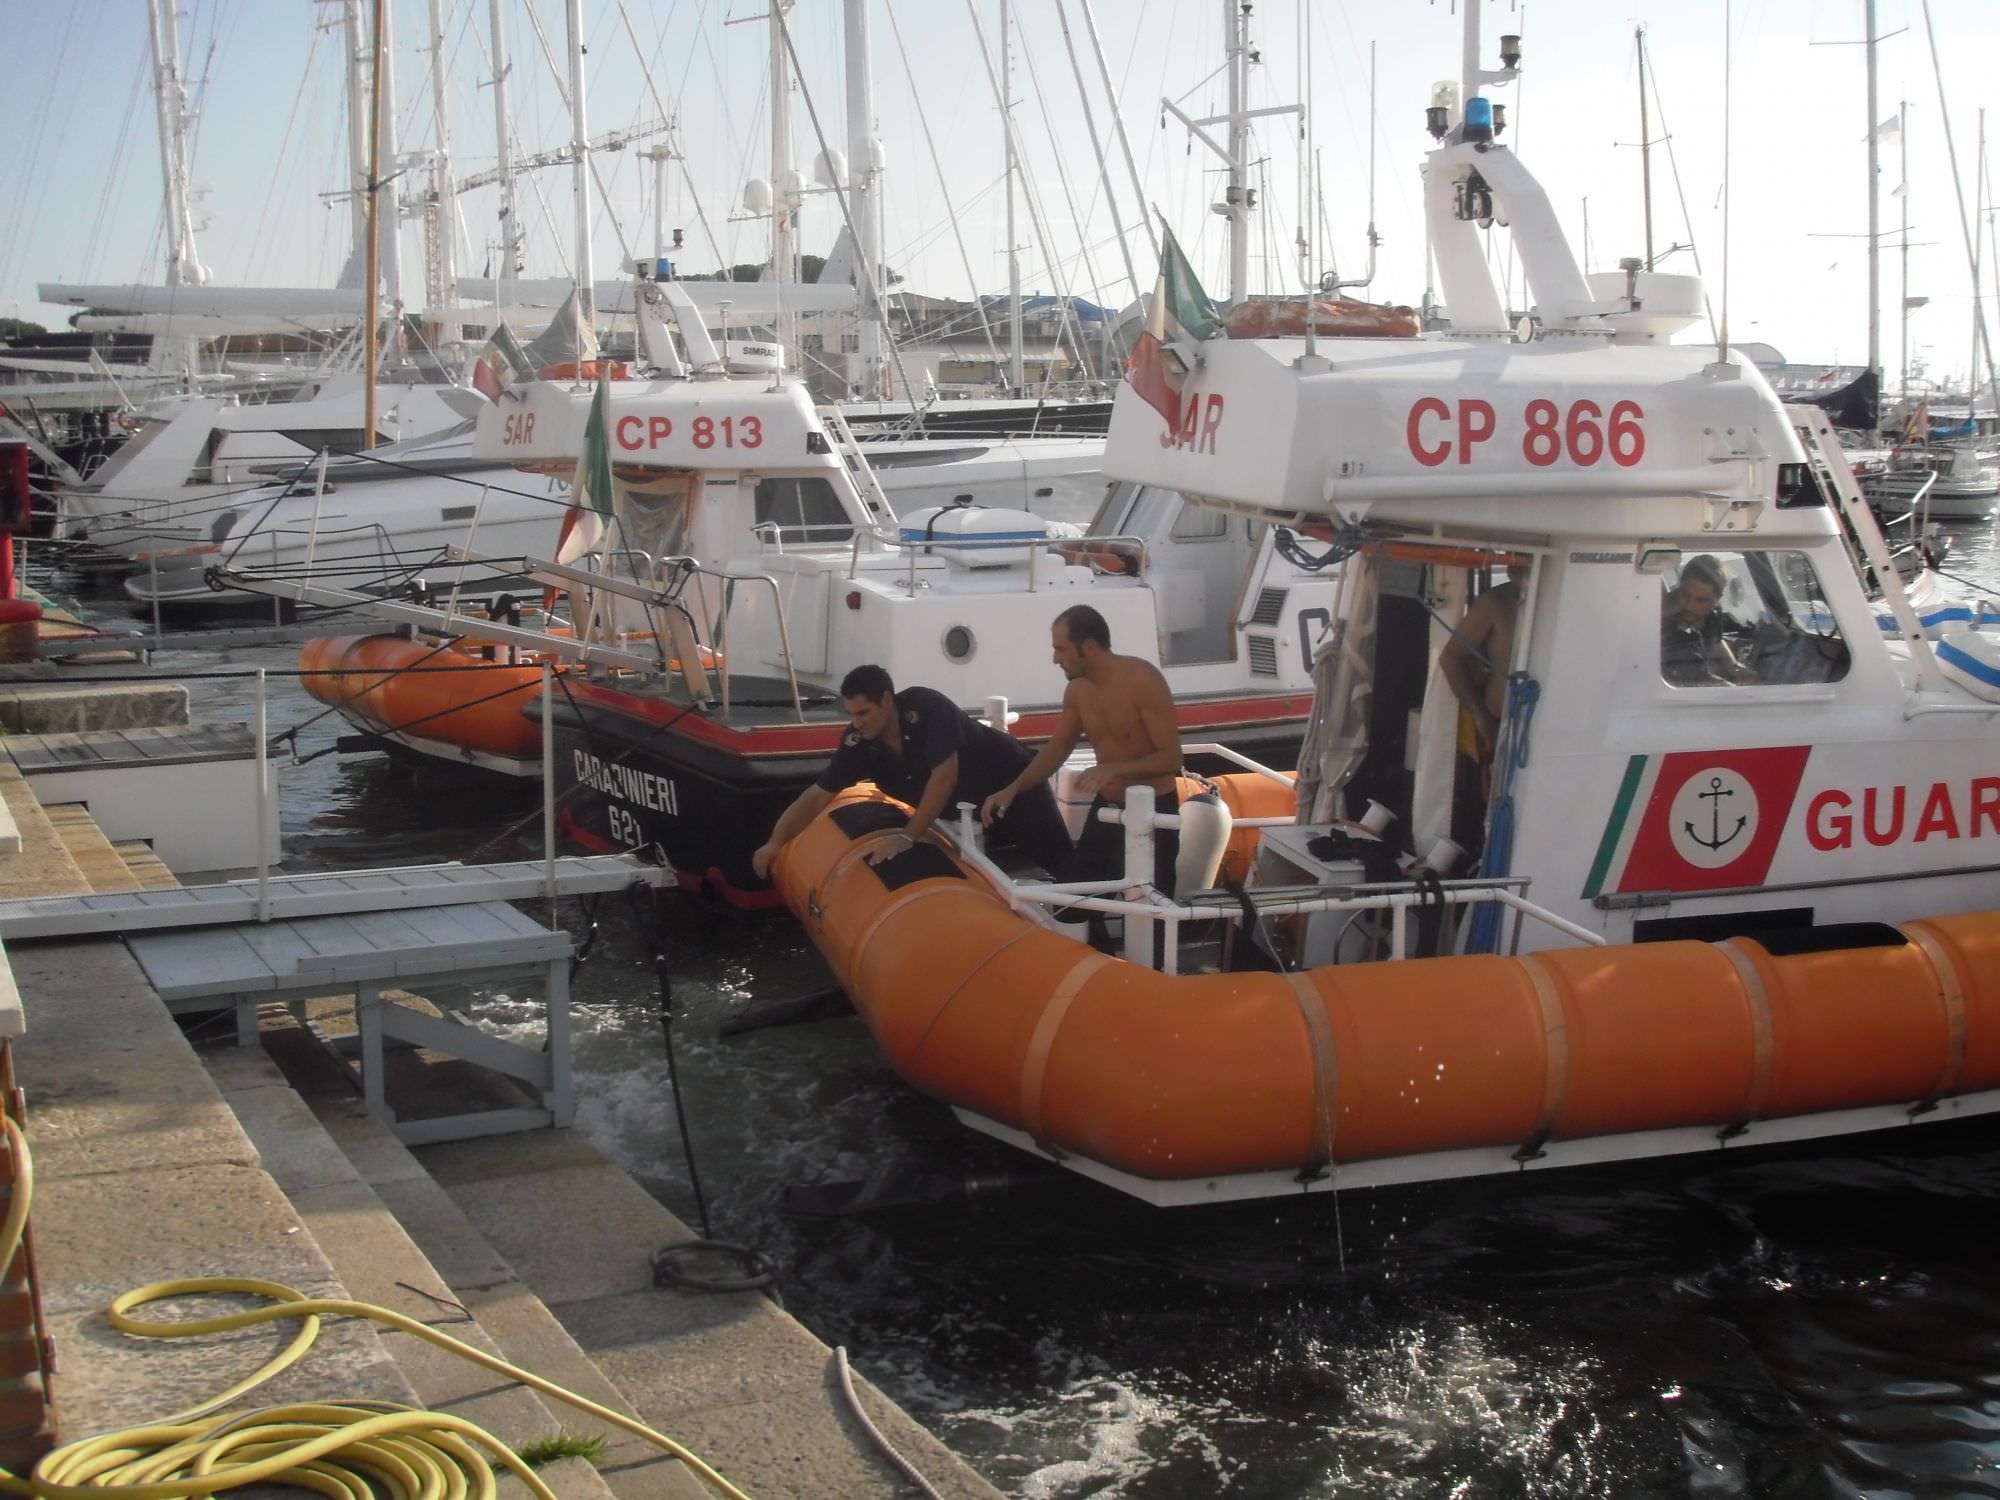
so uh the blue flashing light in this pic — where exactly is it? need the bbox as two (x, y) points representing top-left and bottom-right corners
(1464, 96), (1494, 143)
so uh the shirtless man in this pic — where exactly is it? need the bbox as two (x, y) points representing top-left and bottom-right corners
(981, 604), (1183, 893)
(1440, 563), (1526, 755)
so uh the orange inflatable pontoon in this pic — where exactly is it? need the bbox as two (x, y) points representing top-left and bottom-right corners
(300, 633), (559, 766)
(777, 785), (2000, 1190)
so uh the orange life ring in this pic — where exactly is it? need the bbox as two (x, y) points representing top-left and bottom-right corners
(1053, 538), (1145, 576)
(1223, 298), (1422, 341)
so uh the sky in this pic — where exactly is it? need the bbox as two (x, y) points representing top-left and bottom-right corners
(3, 1), (1999, 391)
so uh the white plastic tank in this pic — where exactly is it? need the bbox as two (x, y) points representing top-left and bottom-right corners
(898, 504), (1050, 569)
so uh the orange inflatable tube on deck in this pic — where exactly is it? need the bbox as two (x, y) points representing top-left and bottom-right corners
(779, 787), (2000, 1182)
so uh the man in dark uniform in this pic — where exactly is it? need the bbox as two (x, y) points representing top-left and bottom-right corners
(749, 663), (1073, 880)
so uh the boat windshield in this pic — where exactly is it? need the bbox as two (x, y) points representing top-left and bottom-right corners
(1659, 549), (1851, 689)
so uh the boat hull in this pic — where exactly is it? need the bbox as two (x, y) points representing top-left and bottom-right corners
(543, 681), (1312, 909)
(777, 787), (2000, 1195)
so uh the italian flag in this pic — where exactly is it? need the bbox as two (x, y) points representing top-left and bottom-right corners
(1127, 227), (1218, 426)
(551, 374), (618, 628)
(470, 321), (531, 401)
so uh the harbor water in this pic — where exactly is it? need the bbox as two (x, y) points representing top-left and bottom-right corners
(33, 520), (2000, 1498)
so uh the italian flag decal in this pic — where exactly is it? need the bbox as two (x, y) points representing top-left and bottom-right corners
(1583, 746), (1814, 898)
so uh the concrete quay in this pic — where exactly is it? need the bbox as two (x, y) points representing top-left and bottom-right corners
(0, 790), (1002, 1496)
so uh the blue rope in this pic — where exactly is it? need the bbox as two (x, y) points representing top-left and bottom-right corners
(1467, 674), (1539, 954)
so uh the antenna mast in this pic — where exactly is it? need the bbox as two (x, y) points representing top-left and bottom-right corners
(1637, 25), (1654, 271)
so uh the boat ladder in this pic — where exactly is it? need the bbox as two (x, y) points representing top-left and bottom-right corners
(1790, 403), (1949, 694)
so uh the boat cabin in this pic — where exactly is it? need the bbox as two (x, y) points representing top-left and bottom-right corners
(1100, 248), (1998, 958)
(471, 288), (1339, 744)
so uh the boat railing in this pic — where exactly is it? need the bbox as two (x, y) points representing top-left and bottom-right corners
(933, 782), (1605, 975)
(490, 546), (809, 724)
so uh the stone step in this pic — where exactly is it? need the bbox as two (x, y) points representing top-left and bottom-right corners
(254, 1020), (712, 1500)
(208, 1044), (628, 1500)
(109, 840), (178, 890)
(40, 805), (140, 895)
(0, 766), (88, 899)
(416, 1135), (1004, 1500)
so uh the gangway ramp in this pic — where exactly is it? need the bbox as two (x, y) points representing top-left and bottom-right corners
(0, 854), (665, 940)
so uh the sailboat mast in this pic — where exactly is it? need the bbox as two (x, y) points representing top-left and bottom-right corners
(769, 0), (798, 286)
(1973, 112), (1986, 414)
(844, 0), (886, 401)
(1636, 25), (1654, 271)
(488, 0), (520, 295)
(146, 0), (208, 289)
(565, 0), (595, 365)
(1865, 0), (1881, 379)
(1224, 0), (1250, 302)
(364, 0), (385, 447)
(343, 1), (372, 270)
(1002, 0), (1023, 393)
(427, 0), (461, 356)
(1900, 100), (1911, 409)
(378, 0), (403, 320)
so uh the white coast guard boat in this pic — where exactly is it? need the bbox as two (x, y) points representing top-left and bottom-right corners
(757, 8), (2000, 1208)
(232, 276), (1340, 903)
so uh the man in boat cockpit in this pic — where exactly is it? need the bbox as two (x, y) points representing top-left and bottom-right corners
(749, 664), (1074, 882)
(1660, 555), (1757, 688)
(980, 604), (1185, 904)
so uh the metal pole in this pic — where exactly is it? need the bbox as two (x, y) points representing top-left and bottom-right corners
(844, 0), (886, 401)
(1002, 0), (1023, 392)
(769, 0), (796, 286)
(1224, 0), (1249, 302)
(1121, 784), (1155, 965)
(1900, 100), (1910, 412)
(344, 0), (371, 262)
(1865, 0), (1881, 378)
(1637, 26), (1655, 270)
(255, 668), (270, 923)
(542, 664), (557, 921)
(487, 0), (519, 294)
(565, 0), (595, 367)
(426, 0), (461, 355)
(364, 0), (385, 448)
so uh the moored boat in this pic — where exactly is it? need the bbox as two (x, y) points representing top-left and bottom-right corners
(758, 6), (2000, 1204)
(299, 629), (565, 777)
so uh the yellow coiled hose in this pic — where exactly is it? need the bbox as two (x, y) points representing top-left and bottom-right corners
(0, 1115), (753, 1500)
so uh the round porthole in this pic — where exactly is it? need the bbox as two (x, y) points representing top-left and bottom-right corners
(942, 624), (976, 663)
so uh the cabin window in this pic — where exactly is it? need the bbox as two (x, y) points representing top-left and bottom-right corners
(754, 476), (853, 543)
(1168, 503), (1230, 541)
(1659, 549), (1850, 689)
